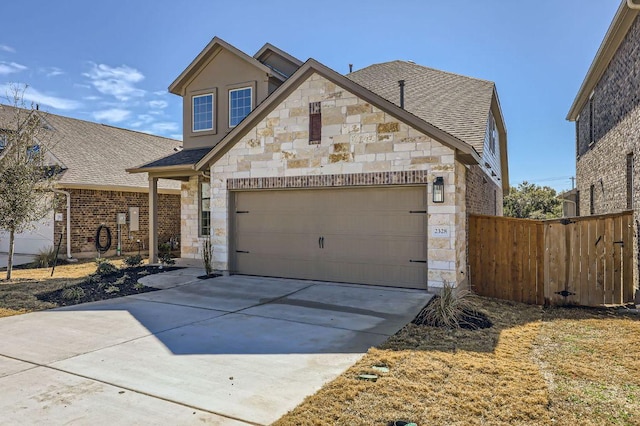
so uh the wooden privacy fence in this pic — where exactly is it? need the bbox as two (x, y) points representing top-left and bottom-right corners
(468, 212), (635, 307)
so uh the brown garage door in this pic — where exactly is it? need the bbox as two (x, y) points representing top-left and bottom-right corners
(232, 186), (427, 289)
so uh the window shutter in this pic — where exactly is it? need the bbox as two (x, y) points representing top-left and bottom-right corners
(309, 102), (321, 144)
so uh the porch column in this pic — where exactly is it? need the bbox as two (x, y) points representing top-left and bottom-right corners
(149, 176), (158, 263)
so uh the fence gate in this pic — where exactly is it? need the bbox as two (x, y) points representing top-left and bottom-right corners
(468, 212), (635, 307)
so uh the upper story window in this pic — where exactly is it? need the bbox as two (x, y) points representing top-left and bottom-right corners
(229, 87), (252, 127)
(588, 96), (595, 144)
(0, 134), (6, 151)
(488, 115), (497, 154)
(193, 94), (214, 132)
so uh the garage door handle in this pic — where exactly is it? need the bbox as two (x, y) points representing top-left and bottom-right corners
(318, 236), (324, 249)
(321, 236), (325, 248)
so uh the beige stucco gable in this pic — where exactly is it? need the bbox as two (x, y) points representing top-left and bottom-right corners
(181, 72), (468, 288)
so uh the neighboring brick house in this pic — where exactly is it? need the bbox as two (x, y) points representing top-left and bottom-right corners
(0, 105), (181, 258)
(566, 0), (640, 289)
(130, 38), (509, 290)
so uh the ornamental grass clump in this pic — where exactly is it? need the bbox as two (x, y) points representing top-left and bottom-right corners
(413, 281), (480, 329)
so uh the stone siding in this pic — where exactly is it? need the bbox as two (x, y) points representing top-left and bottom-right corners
(181, 177), (205, 259)
(195, 72), (469, 288)
(54, 189), (180, 257)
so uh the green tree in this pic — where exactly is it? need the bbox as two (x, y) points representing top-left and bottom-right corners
(0, 86), (59, 279)
(503, 181), (563, 219)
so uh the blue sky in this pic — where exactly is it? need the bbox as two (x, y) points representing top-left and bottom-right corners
(0, 0), (620, 191)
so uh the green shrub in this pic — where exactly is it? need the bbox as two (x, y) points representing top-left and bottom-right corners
(32, 247), (58, 268)
(133, 281), (145, 290)
(104, 285), (120, 294)
(413, 281), (477, 329)
(61, 286), (85, 301)
(159, 252), (175, 266)
(95, 258), (117, 276)
(123, 254), (143, 268)
(113, 273), (130, 286)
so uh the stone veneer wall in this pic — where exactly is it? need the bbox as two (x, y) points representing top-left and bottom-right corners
(185, 72), (469, 288)
(181, 176), (204, 259)
(54, 188), (180, 257)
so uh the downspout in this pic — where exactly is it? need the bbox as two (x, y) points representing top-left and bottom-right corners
(627, 0), (640, 9)
(52, 189), (72, 259)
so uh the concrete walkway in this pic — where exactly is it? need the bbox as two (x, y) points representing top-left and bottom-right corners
(0, 269), (431, 425)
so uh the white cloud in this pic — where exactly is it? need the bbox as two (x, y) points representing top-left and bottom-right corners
(93, 108), (131, 123)
(153, 90), (168, 96)
(130, 114), (154, 128)
(0, 44), (15, 53)
(82, 95), (102, 101)
(170, 134), (183, 141)
(148, 100), (168, 109)
(0, 84), (81, 111)
(0, 61), (27, 75)
(84, 63), (145, 101)
(41, 67), (64, 77)
(150, 122), (179, 133)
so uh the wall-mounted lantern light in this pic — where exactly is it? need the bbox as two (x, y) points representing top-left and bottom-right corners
(433, 176), (445, 203)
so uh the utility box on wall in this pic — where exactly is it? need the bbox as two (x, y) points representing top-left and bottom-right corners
(116, 213), (127, 224)
(129, 207), (139, 231)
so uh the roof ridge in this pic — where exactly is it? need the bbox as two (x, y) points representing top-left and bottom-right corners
(351, 60), (496, 86)
(0, 103), (181, 143)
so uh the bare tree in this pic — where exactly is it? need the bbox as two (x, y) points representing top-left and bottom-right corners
(0, 86), (59, 279)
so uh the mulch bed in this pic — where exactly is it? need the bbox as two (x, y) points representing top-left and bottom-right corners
(36, 266), (181, 307)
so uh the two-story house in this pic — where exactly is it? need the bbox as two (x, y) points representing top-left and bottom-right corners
(567, 0), (640, 291)
(129, 37), (509, 291)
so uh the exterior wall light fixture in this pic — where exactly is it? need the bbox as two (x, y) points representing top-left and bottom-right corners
(433, 176), (445, 203)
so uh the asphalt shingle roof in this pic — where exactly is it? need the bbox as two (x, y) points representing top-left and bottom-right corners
(347, 60), (495, 153)
(0, 105), (182, 191)
(137, 147), (210, 169)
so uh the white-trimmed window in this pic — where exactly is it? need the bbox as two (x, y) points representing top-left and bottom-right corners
(199, 181), (211, 236)
(193, 94), (214, 132)
(229, 87), (252, 127)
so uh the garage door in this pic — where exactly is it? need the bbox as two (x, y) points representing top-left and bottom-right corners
(0, 215), (54, 255)
(232, 186), (427, 289)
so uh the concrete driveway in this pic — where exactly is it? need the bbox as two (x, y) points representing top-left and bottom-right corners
(0, 252), (34, 269)
(0, 270), (431, 425)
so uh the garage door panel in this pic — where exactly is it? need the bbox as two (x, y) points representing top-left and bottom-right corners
(236, 232), (319, 258)
(321, 234), (425, 262)
(235, 253), (318, 281)
(320, 212), (424, 236)
(233, 187), (427, 289)
(235, 213), (323, 234)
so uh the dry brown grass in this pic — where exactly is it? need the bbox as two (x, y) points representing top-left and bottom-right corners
(0, 258), (128, 314)
(275, 298), (640, 426)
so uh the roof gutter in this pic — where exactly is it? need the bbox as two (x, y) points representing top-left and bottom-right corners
(52, 189), (72, 260)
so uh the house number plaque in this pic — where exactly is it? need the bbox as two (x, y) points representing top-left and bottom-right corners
(431, 226), (450, 238)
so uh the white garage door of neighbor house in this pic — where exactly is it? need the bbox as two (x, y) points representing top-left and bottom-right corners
(0, 215), (55, 255)
(233, 186), (428, 289)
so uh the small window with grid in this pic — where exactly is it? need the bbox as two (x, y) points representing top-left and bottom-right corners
(309, 102), (321, 145)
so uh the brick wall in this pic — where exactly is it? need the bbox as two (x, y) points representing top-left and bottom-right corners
(54, 188), (180, 257)
(465, 164), (503, 216)
(574, 14), (640, 291)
